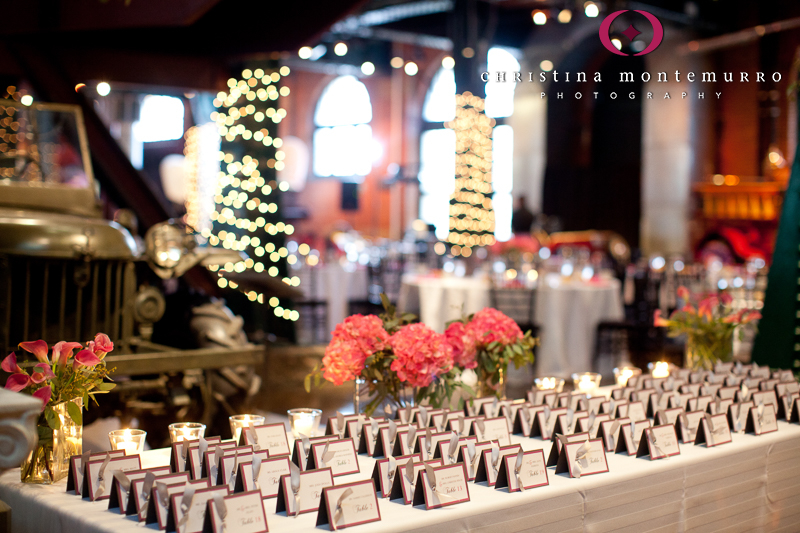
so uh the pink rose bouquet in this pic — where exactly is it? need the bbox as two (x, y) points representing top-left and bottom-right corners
(389, 323), (453, 387)
(320, 315), (390, 386)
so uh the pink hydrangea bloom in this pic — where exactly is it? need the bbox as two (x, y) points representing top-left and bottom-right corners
(444, 321), (478, 369)
(321, 315), (390, 386)
(467, 308), (523, 349)
(389, 323), (454, 388)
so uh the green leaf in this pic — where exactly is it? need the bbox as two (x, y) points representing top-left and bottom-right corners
(67, 402), (83, 425)
(96, 382), (116, 391)
(304, 374), (312, 393)
(37, 425), (54, 444)
(45, 408), (60, 431)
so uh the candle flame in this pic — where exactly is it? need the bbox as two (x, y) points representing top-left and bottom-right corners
(653, 361), (670, 378)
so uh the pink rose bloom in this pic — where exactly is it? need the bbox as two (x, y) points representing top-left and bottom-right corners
(321, 315), (390, 386)
(698, 296), (718, 319)
(389, 323), (454, 388)
(677, 286), (690, 301)
(444, 322), (477, 369)
(467, 308), (523, 349)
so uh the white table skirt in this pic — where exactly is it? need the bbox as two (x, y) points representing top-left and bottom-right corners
(296, 264), (369, 338)
(2, 422), (799, 533)
(397, 274), (492, 333)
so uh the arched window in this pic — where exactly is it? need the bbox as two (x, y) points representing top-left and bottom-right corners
(418, 47), (520, 242)
(313, 75), (373, 179)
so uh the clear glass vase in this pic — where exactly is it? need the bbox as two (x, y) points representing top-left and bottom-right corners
(477, 365), (507, 400)
(20, 398), (83, 484)
(685, 332), (734, 371)
(353, 377), (367, 415)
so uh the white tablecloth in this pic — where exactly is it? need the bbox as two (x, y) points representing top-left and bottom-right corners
(296, 264), (369, 338)
(398, 274), (491, 333)
(535, 275), (624, 378)
(3, 422), (799, 533)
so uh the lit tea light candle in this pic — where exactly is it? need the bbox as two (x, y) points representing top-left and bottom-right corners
(572, 372), (602, 396)
(168, 422), (206, 444)
(534, 377), (565, 392)
(287, 408), (322, 439)
(614, 366), (642, 387)
(650, 361), (671, 378)
(229, 414), (266, 443)
(108, 428), (146, 454)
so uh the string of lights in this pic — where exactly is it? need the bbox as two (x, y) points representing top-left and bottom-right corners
(204, 66), (301, 322)
(445, 91), (496, 257)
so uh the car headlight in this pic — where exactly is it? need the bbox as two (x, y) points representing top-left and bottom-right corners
(145, 222), (185, 269)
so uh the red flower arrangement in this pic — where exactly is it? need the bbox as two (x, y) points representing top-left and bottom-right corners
(389, 323), (453, 387)
(321, 315), (390, 386)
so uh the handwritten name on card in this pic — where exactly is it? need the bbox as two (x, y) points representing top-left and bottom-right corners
(498, 450), (548, 492)
(277, 468), (334, 516)
(747, 404), (778, 435)
(558, 439), (608, 478)
(239, 456), (292, 499)
(207, 491), (268, 533)
(316, 480), (381, 530)
(415, 463), (470, 509)
(695, 414), (732, 447)
(241, 424), (290, 457)
(84, 455), (141, 502)
(473, 417), (511, 446)
(639, 425), (680, 460)
(170, 485), (229, 533)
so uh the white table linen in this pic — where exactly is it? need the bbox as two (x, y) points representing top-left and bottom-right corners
(296, 264), (369, 338)
(2, 422), (799, 533)
(398, 274), (491, 333)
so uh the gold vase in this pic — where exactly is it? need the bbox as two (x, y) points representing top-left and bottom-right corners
(20, 398), (82, 484)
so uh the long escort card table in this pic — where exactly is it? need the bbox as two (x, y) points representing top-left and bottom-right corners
(1, 422), (799, 533)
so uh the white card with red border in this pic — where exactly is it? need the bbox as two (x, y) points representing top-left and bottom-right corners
(307, 439), (359, 477)
(130, 472), (192, 520)
(83, 455), (141, 502)
(206, 490), (268, 533)
(412, 463), (470, 510)
(694, 414), (732, 447)
(495, 449), (548, 492)
(474, 444), (522, 486)
(388, 459), (442, 504)
(315, 480), (381, 530)
(555, 439), (609, 478)
(168, 484), (228, 533)
(275, 467), (334, 516)
(241, 423), (290, 457)
(472, 416), (511, 446)
(147, 479), (209, 529)
(599, 417), (629, 452)
(108, 466), (171, 514)
(636, 425), (680, 460)
(676, 411), (705, 443)
(745, 404), (778, 435)
(370, 453), (418, 497)
(67, 450), (125, 495)
(616, 419), (652, 456)
(237, 456), (292, 499)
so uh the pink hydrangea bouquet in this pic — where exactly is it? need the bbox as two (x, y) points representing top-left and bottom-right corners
(654, 286), (761, 370)
(306, 297), (465, 414)
(446, 307), (538, 398)
(3, 333), (116, 483)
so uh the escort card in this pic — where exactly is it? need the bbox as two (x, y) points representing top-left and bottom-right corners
(395, 405), (420, 425)
(760, 379), (780, 391)
(474, 444), (522, 486)
(776, 381), (800, 398)
(555, 392), (571, 408)
(205, 446), (252, 486)
(148, 479), (209, 529)
(388, 459), (442, 504)
(750, 366), (772, 379)
(198, 441), (238, 481)
(241, 423), (290, 457)
(751, 390), (779, 412)
(717, 386), (738, 400)
(707, 398), (734, 416)
(495, 449), (548, 492)
(392, 424), (421, 457)
(680, 383), (701, 397)
(412, 463), (470, 510)
(326, 413), (360, 438)
(728, 401), (754, 433)
(547, 432), (590, 467)
(689, 371), (705, 384)
(371, 454), (418, 497)
(647, 392), (671, 417)
(459, 441), (494, 481)
(168, 484), (228, 533)
(745, 403), (778, 435)
(527, 389), (556, 407)
(206, 490), (268, 533)
(725, 375), (744, 387)
(171, 437), (221, 474)
(636, 425), (680, 460)
(479, 398), (503, 418)
(130, 472), (193, 519)
(618, 401), (647, 422)
(694, 414), (732, 447)
(599, 417), (629, 452)
(676, 411), (705, 443)
(84, 455), (141, 502)
(687, 395), (712, 413)
(792, 398), (800, 423)
(276, 467), (334, 516)
(601, 398), (626, 415)
(219, 449), (268, 490)
(776, 370), (796, 382)
(108, 466), (171, 514)
(465, 396), (496, 417)
(555, 439), (609, 478)
(656, 407), (684, 427)
(472, 416), (511, 446)
(375, 422), (409, 458)
(616, 419), (652, 456)
(416, 429), (452, 461)
(702, 383), (722, 397)
(501, 402), (524, 431)
(531, 407), (567, 440)
(577, 413), (611, 438)
(292, 435), (337, 471)
(359, 419), (390, 456)
(308, 439), (359, 477)
(566, 393), (587, 412)
(581, 397), (605, 416)
(236, 456), (292, 499)
(779, 393), (798, 420)
(632, 388), (656, 407)
(316, 480), (381, 530)
(513, 404), (546, 437)
(435, 434), (477, 465)
(416, 407), (446, 428)
(446, 412), (478, 437)
(671, 393), (693, 410)
(67, 450), (125, 495)
(553, 410), (589, 437)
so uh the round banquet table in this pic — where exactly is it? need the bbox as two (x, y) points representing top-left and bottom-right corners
(399, 272), (624, 377)
(296, 263), (369, 339)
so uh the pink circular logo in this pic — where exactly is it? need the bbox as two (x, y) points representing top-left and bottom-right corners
(599, 10), (664, 56)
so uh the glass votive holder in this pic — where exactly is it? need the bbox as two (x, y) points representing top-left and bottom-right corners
(648, 361), (673, 379)
(614, 366), (642, 387)
(229, 414), (266, 443)
(572, 372), (602, 396)
(168, 422), (206, 444)
(287, 408), (322, 439)
(108, 429), (146, 454)
(534, 377), (565, 392)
